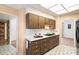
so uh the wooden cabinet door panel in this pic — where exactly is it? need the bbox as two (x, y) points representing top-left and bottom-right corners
(29, 40), (41, 55)
(29, 13), (38, 29)
(31, 48), (40, 55)
(49, 20), (56, 29)
(53, 20), (56, 29)
(45, 18), (50, 25)
(39, 16), (45, 28)
(40, 38), (49, 54)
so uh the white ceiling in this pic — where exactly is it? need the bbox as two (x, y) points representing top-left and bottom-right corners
(2, 4), (58, 16)
(1, 4), (79, 16)
(41, 4), (79, 14)
(0, 13), (16, 20)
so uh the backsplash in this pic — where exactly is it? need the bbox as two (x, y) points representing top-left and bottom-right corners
(25, 29), (54, 37)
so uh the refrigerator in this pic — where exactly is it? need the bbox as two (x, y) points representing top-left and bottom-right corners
(76, 20), (79, 55)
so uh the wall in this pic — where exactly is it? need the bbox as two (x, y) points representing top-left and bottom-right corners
(25, 29), (54, 38)
(0, 5), (18, 16)
(10, 17), (18, 44)
(18, 9), (26, 54)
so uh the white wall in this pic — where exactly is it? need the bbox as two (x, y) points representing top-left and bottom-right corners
(26, 7), (55, 19)
(10, 17), (18, 44)
(62, 20), (74, 38)
(25, 29), (53, 38)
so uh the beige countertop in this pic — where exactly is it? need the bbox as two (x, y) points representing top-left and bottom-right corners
(25, 33), (59, 42)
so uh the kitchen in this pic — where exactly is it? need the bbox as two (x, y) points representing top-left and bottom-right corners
(0, 4), (79, 55)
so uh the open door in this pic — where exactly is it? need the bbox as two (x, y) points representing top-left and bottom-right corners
(0, 20), (9, 45)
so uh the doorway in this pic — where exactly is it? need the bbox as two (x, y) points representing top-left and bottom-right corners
(62, 20), (75, 47)
(0, 20), (9, 45)
(0, 13), (18, 55)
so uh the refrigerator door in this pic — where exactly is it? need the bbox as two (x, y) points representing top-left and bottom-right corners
(76, 20), (79, 55)
(76, 20), (79, 48)
(76, 27), (79, 42)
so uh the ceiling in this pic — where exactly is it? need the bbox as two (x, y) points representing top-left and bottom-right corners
(41, 4), (79, 15)
(2, 4), (57, 16)
(0, 13), (16, 20)
(1, 4), (79, 16)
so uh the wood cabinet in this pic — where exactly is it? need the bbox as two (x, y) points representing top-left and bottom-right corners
(48, 35), (59, 50)
(0, 20), (9, 45)
(28, 40), (41, 55)
(40, 38), (49, 54)
(38, 16), (45, 28)
(27, 35), (59, 55)
(26, 13), (39, 29)
(49, 19), (56, 29)
(45, 18), (50, 25)
(26, 13), (56, 29)
(0, 22), (5, 45)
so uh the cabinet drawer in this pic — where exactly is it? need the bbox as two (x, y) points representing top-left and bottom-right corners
(31, 40), (41, 46)
(42, 38), (48, 43)
(31, 45), (40, 50)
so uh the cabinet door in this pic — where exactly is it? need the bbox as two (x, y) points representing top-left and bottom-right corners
(28, 40), (41, 55)
(29, 13), (39, 29)
(39, 16), (45, 29)
(26, 14), (29, 28)
(45, 18), (50, 25)
(49, 35), (59, 50)
(49, 20), (56, 29)
(41, 38), (49, 54)
(53, 20), (56, 29)
(31, 45), (41, 55)
(0, 22), (5, 44)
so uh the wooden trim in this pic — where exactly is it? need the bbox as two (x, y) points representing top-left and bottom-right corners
(7, 20), (9, 44)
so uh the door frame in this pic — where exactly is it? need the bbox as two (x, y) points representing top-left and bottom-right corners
(0, 5), (26, 54)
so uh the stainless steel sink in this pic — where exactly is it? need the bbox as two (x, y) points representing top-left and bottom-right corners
(33, 35), (43, 38)
(44, 33), (55, 36)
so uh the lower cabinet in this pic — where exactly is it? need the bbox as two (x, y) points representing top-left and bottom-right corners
(27, 35), (59, 55)
(40, 38), (49, 54)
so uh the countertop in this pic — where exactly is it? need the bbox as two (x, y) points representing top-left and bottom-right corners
(25, 33), (59, 42)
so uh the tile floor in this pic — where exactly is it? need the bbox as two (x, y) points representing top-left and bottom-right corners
(61, 38), (74, 47)
(44, 45), (76, 55)
(0, 44), (77, 55)
(0, 44), (16, 55)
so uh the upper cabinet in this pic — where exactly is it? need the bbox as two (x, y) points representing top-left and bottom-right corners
(26, 13), (56, 29)
(45, 18), (50, 25)
(38, 16), (45, 29)
(26, 13), (39, 29)
(49, 19), (56, 29)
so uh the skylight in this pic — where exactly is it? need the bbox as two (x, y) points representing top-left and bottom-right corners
(56, 9), (67, 14)
(41, 4), (79, 15)
(49, 4), (64, 12)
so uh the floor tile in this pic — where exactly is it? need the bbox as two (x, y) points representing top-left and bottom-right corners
(0, 44), (16, 55)
(44, 45), (76, 55)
